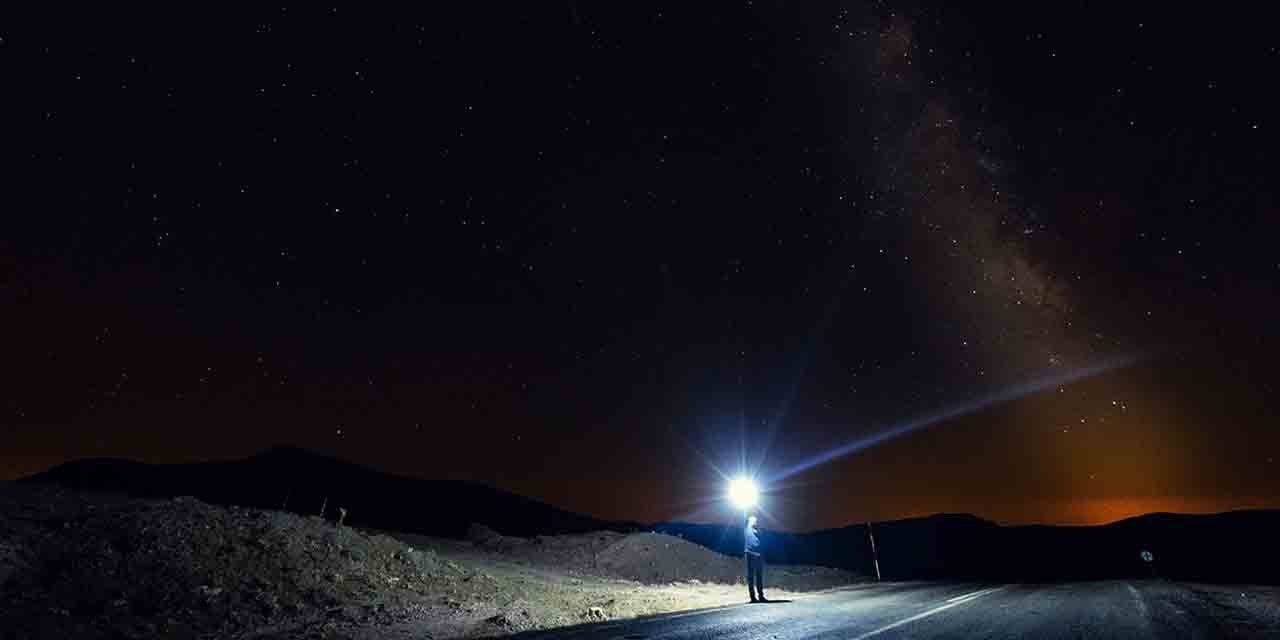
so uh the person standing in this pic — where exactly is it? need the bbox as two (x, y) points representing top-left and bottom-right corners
(744, 513), (767, 602)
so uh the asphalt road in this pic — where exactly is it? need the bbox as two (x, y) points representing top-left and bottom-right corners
(511, 581), (1280, 639)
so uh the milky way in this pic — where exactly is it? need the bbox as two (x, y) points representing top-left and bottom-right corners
(850, 12), (1130, 400)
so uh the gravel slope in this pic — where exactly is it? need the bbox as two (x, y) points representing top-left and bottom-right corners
(0, 483), (862, 639)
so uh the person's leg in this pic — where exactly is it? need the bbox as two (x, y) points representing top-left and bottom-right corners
(745, 554), (757, 601)
(755, 555), (766, 601)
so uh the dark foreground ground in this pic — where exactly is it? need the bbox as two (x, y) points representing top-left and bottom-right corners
(509, 581), (1280, 640)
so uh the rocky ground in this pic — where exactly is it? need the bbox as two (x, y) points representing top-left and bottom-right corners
(0, 483), (862, 639)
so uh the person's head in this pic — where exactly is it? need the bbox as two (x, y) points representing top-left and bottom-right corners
(747, 514), (757, 527)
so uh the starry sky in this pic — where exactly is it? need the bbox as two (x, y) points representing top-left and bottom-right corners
(6, 3), (1279, 530)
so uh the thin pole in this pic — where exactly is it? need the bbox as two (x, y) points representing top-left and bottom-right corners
(868, 521), (882, 581)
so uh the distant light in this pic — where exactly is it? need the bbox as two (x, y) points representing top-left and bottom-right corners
(728, 476), (759, 511)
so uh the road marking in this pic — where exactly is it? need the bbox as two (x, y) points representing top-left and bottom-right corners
(1127, 583), (1149, 619)
(849, 587), (1002, 640)
(946, 589), (987, 603)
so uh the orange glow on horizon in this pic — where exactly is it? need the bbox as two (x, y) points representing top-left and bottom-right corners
(1001, 495), (1280, 526)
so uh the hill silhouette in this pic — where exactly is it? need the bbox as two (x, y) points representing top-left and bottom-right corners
(20, 446), (638, 539)
(23, 448), (1280, 584)
(658, 509), (1280, 584)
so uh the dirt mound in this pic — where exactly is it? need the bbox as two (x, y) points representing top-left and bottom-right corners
(466, 522), (530, 552)
(466, 522), (503, 546)
(2, 484), (861, 639)
(594, 532), (856, 591)
(1, 483), (456, 638)
(596, 532), (741, 584)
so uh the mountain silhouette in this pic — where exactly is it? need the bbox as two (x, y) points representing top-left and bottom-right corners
(658, 508), (1280, 583)
(20, 445), (638, 538)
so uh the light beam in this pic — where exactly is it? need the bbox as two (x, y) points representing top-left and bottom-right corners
(767, 355), (1141, 484)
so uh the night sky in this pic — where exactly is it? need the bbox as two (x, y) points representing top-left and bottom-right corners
(7, 4), (1279, 530)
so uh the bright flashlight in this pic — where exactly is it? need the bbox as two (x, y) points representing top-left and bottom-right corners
(728, 476), (759, 511)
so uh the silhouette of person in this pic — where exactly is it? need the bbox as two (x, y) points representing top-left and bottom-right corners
(744, 513), (767, 602)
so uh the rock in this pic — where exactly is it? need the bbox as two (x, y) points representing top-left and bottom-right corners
(584, 606), (608, 621)
(485, 612), (515, 628)
(254, 590), (281, 613)
(329, 605), (362, 621)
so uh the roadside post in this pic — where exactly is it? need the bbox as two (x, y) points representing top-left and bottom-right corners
(868, 522), (882, 581)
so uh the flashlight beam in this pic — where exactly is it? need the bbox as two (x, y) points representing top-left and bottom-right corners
(767, 355), (1141, 484)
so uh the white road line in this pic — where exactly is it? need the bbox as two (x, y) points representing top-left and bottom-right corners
(849, 587), (1003, 640)
(1128, 583), (1149, 619)
(946, 589), (986, 603)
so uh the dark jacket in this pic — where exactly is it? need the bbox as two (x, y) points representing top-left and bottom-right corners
(744, 518), (762, 555)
